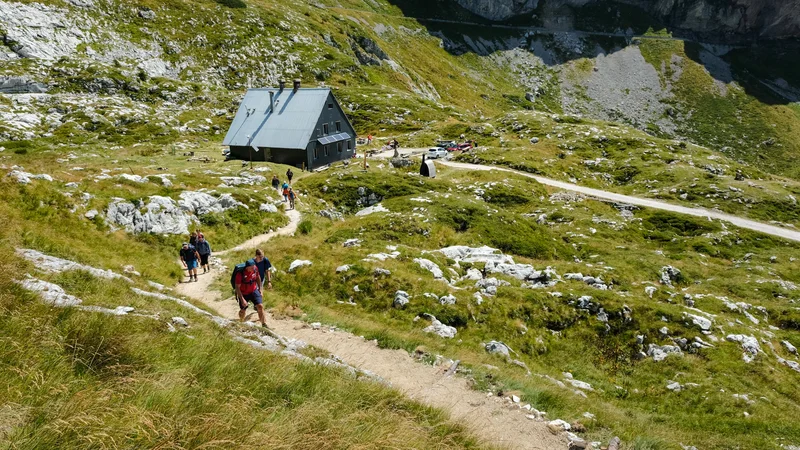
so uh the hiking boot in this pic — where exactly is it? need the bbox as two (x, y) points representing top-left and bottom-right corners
(261, 322), (269, 329)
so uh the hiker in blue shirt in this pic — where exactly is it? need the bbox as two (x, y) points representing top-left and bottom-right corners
(254, 248), (273, 290)
(179, 242), (200, 282)
(195, 233), (212, 273)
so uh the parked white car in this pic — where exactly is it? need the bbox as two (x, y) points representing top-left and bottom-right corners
(427, 147), (448, 159)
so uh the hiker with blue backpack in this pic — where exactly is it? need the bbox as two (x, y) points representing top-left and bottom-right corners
(232, 259), (267, 328)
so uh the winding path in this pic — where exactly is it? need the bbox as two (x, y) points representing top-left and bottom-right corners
(438, 160), (800, 243)
(175, 209), (566, 450)
(368, 147), (800, 242)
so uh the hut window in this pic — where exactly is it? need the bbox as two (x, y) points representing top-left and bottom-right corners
(323, 123), (329, 134)
(335, 121), (341, 132)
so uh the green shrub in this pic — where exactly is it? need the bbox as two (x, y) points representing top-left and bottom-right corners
(482, 184), (532, 206)
(612, 165), (641, 184)
(642, 211), (719, 240)
(476, 216), (564, 259)
(632, 436), (669, 450)
(216, 0), (246, 8)
(298, 219), (313, 235)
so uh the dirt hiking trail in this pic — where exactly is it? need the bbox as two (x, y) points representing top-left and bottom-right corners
(439, 160), (800, 243)
(369, 148), (800, 243)
(175, 209), (566, 450)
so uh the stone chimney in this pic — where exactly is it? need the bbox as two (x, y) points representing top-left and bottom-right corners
(293, 79), (301, 92)
(279, 80), (286, 91)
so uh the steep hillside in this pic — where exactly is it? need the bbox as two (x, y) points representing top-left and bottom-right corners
(3, 0), (799, 179)
(452, 0), (800, 41)
(3, 0), (800, 448)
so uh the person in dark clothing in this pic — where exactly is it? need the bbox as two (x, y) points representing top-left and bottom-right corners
(180, 242), (200, 282)
(195, 233), (212, 273)
(189, 231), (198, 247)
(271, 175), (280, 191)
(235, 259), (267, 328)
(286, 168), (293, 183)
(288, 187), (296, 210)
(254, 248), (273, 290)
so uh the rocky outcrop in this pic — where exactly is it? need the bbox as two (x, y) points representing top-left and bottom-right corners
(0, 76), (48, 94)
(451, 0), (800, 41)
(288, 260), (312, 273)
(104, 192), (248, 235)
(393, 290), (411, 308)
(414, 258), (444, 279)
(0, 1), (176, 76)
(350, 35), (390, 66)
(16, 248), (133, 282)
(7, 170), (53, 184)
(219, 174), (266, 186)
(106, 196), (197, 235)
(438, 245), (514, 264)
(421, 314), (457, 338)
(455, 0), (539, 21)
(726, 334), (761, 363)
(178, 191), (246, 215)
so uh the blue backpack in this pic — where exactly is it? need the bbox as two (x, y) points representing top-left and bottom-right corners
(230, 263), (247, 291)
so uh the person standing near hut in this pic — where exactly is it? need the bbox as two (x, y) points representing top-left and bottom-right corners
(286, 168), (294, 184)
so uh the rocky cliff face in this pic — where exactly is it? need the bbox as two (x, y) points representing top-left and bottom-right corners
(455, 0), (540, 21)
(454, 0), (800, 40)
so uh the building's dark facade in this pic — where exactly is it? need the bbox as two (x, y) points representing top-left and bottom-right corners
(224, 84), (356, 170)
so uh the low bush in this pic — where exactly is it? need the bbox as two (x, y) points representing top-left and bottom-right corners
(642, 211), (719, 240)
(298, 219), (313, 235)
(216, 0), (246, 8)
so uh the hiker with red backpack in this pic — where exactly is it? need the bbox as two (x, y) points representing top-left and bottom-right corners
(233, 259), (267, 328)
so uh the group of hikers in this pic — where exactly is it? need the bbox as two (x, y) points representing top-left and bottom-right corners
(179, 231), (212, 282)
(177, 169), (294, 328)
(179, 232), (274, 328)
(271, 168), (296, 210)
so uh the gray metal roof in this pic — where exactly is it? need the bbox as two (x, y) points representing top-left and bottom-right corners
(223, 88), (331, 149)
